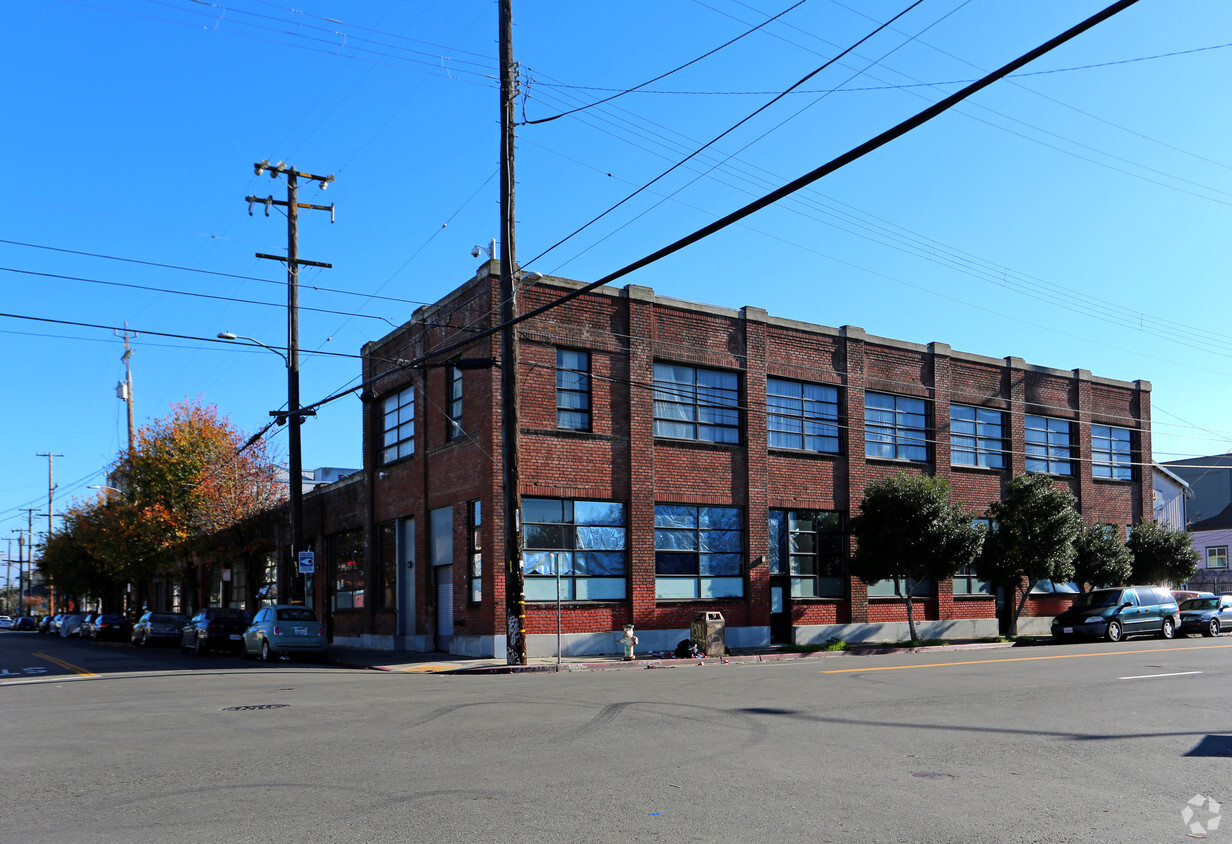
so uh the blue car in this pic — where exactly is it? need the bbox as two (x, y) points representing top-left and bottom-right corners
(241, 605), (328, 662)
(1177, 595), (1232, 637)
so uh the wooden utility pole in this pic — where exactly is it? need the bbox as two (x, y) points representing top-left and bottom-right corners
(116, 325), (137, 455)
(499, 0), (526, 665)
(35, 455), (60, 612)
(247, 162), (333, 603)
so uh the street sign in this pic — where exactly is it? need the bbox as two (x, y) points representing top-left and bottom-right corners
(298, 551), (315, 574)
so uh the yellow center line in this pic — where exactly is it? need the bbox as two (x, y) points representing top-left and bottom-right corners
(33, 652), (99, 677)
(820, 642), (1232, 674)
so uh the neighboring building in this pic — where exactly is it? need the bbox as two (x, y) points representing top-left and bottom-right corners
(1161, 454), (1232, 526)
(329, 263), (1153, 656)
(1152, 463), (1192, 531)
(1182, 505), (1232, 595)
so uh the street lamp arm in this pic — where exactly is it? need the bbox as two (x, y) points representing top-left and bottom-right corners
(217, 331), (289, 366)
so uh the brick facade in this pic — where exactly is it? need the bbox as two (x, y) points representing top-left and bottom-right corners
(327, 265), (1151, 656)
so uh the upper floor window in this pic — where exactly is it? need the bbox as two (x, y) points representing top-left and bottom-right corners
(653, 363), (739, 444)
(767, 378), (839, 453)
(768, 509), (845, 598)
(1207, 546), (1228, 569)
(380, 385), (414, 464)
(950, 405), (1004, 469)
(865, 393), (927, 462)
(557, 349), (590, 430)
(1025, 415), (1072, 475)
(522, 499), (627, 601)
(1092, 424), (1132, 480)
(654, 505), (743, 599)
(446, 365), (463, 440)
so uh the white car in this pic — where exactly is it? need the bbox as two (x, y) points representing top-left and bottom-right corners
(0, 616), (13, 630)
(58, 614), (85, 637)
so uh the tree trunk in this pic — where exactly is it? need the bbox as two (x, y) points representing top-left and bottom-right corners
(1009, 580), (1034, 637)
(901, 576), (919, 642)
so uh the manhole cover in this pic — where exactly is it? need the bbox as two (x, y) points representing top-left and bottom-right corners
(223, 704), (290, 711)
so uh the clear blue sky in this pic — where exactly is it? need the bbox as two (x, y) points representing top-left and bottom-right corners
(3, 0), (1230, 564)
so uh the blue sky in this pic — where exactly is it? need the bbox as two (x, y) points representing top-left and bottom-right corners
(2, 0), (1230, 565)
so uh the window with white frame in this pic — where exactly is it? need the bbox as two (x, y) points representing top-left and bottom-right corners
(1025, 414), (1073, 476)
(951, 405), (1004, 469)
(381, 385), (414, 464)
(1207, 546), (1228, 569)
(953, 518), (993, 595)
(446, 365), (463, 440)
(556, 348), (591, 430)
(653, 363), (740, 444)
(1092, 424), (1133, 480)
(654, 505), (743, 599)
(768, 509), (845, 597)
(767, 378), (840, 453)
(522, 499), (627, 601)
(865, 393), (928, 462)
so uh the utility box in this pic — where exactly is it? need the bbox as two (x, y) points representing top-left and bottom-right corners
(690, 611), (726, 657)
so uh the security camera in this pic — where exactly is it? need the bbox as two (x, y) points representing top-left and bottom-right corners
(471, 245), (482, 258)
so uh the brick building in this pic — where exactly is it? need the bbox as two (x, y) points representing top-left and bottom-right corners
(329, 262), (1151, 657)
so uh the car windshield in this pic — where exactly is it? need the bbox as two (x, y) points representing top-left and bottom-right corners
(1072, 590), (1121, 609)
(1181, 598), (1218, 611)
(276, 608), (317, 622)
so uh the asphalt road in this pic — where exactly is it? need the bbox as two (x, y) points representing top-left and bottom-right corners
(2, 630), (1230, 843)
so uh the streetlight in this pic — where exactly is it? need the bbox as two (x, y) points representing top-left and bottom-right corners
(217, 330), (310, 606)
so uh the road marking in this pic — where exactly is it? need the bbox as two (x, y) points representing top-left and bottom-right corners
(819, 642), (1232, 674)
(33, 652), (99, 677)
(1118, 671), (1202, 680)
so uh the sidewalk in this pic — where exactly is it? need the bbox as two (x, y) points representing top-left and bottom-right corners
(326, 638), (1041, 675)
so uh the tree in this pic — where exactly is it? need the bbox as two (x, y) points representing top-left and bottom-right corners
(977, 473), (1081, 635)
(849, 473), (984, 642)
(1072, 522), (1133, 592)
(1127, 521), (1198, 585)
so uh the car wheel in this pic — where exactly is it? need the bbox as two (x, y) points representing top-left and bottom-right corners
(1208, 618), (1221, 638)
(194, 636), (206, 656)
(1106, 620), (1123, 642)
(260, 639), (273, 662)
(1160, 618), (1175, 640)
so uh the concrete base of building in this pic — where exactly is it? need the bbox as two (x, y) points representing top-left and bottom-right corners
(797, 618), (1000, 645)
(332, 632), (396, 650)
(525, 625), (771, 658)
(1013, 616), (1053, 636)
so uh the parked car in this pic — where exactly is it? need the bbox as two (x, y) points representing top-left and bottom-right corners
(130, 611), (190, 647)
(1051, 586), (1179, 642)
(1177, 595), (1232, 637)
(180, 607), (251, 655)
(241, 605), (328, 662)
(47, 613), (69, 635)
(59, 614), (86, 638)
(89, 614), (131, 641)
(0, 616), (12, 630)
(12, 616), (38, 631)
(78, 613), (100, 637)
(38, 614), (56, 634)
(1172, 590), (1214, 604)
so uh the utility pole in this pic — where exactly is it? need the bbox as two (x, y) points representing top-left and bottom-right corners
(116, 325), (137, 456)
(247, 161), (334, 603)
(499, 0), (526, 666)
(20, 508), (37, 614)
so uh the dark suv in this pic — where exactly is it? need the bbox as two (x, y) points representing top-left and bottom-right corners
(180, 607), (252, 655)
(1051, 586), (1180, 642)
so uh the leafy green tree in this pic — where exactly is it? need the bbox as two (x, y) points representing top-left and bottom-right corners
(1127, 521), (1199, 585)
(977, 473), (1081, 635)
(1072, 522), (1133, 592)
(849, 473), (984, 642)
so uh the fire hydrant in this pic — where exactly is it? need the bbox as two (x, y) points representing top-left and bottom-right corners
(618, 624), (639, 661)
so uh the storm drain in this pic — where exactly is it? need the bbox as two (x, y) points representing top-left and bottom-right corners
(223, 704), (290, 711)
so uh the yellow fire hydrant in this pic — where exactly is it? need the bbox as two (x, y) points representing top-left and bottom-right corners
(618, 624), (639, 661)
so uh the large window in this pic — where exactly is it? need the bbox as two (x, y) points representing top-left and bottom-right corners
(953, 518), (993, 595)
(768, 509), (845, 597)
(468, 500), (482, 603)
(446, 365), (463, 440)
(951, 405), (1004, 469)
(1092, 424), (1132, 480)
(655, 505), (743, 599)
(331, 530), (365, 610)
(767, 378), (840, 453)
(653, 363), (740, 444)
(378, 522), (396, 609)
(381, 385), (414, 464)
(557, 349), (591, 430)
(865, 393), (928, 462)
(1025, 415), (1073, 476)
(522, 499), (627, 601)
(1207, 547), (1228, 569)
